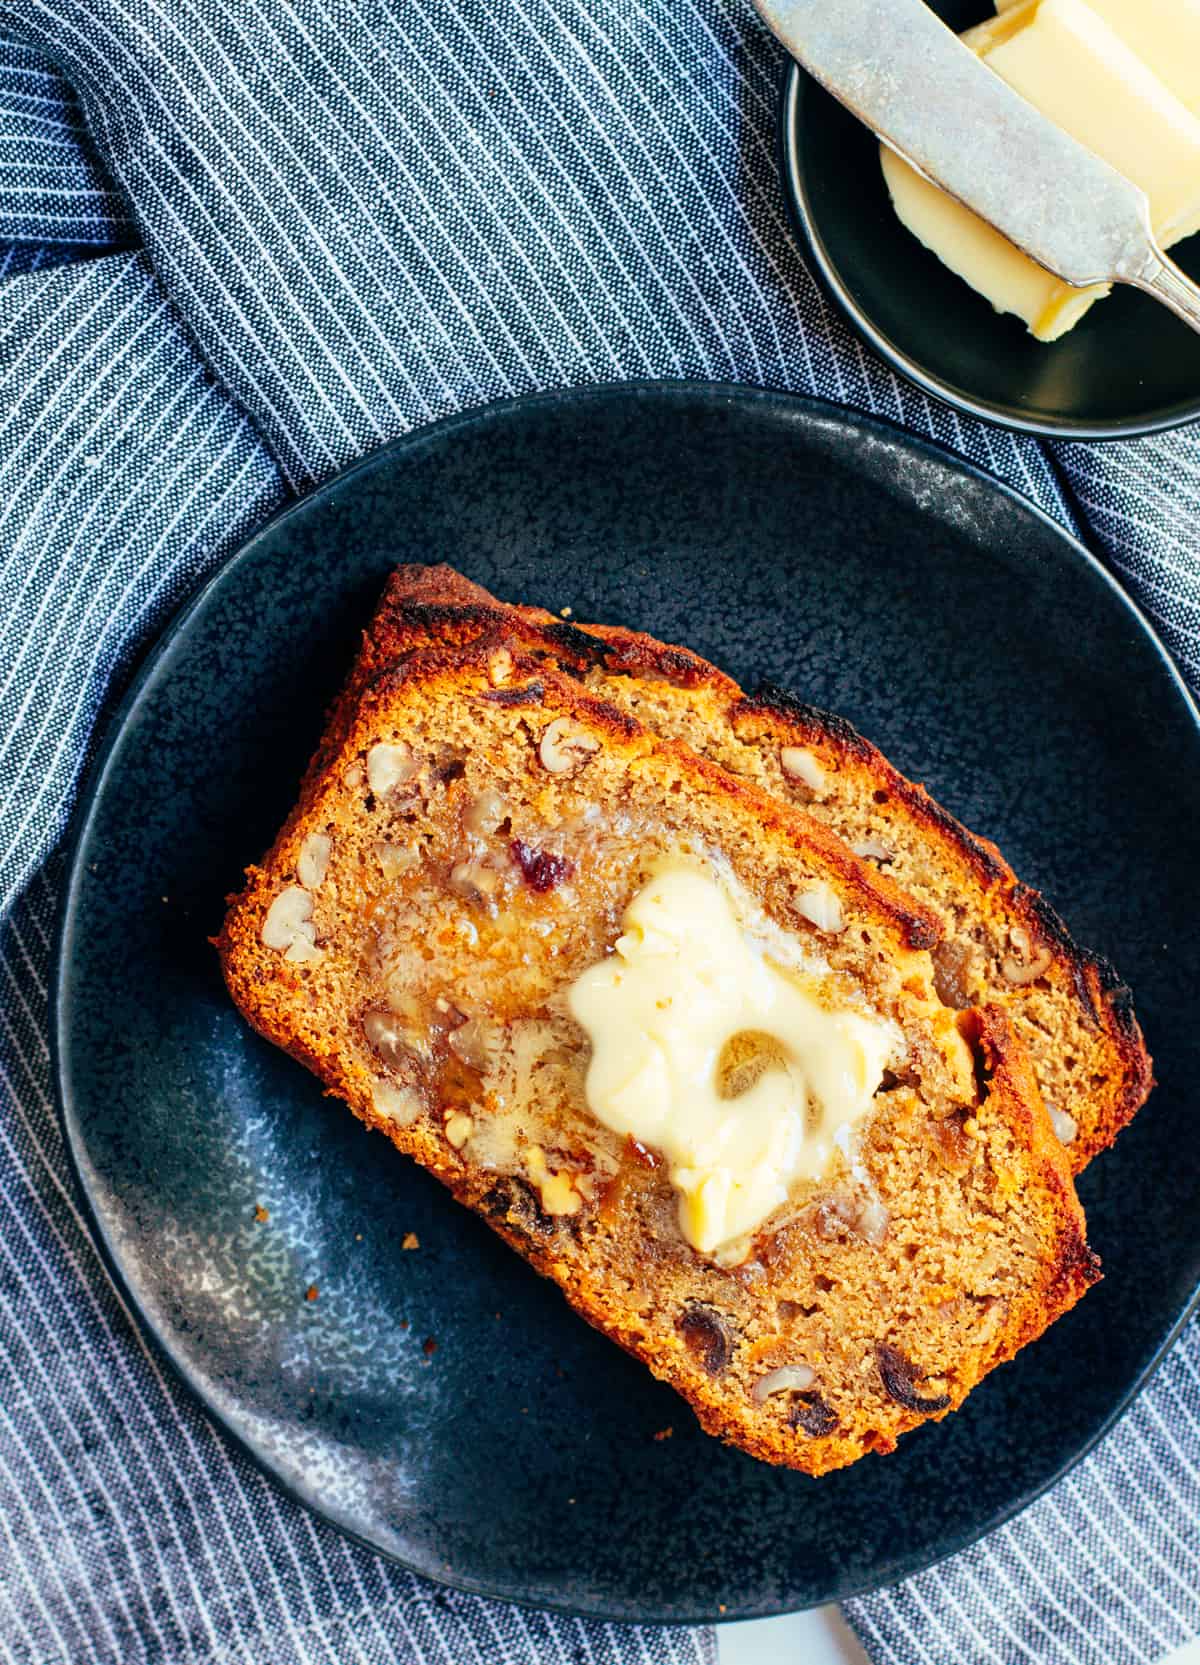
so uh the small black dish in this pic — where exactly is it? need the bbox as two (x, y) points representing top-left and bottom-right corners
(780, 0), (1200, 438)
(54, 384), (1200, 1622)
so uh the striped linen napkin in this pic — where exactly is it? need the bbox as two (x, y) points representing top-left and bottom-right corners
(0, 5), (1197, 1662)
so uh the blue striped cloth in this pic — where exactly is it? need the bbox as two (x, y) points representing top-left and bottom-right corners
(0, 4), (1196, 1662)
(0, 34), (131, 246)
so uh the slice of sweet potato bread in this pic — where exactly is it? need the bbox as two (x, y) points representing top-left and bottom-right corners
(219, 639), (1097, 1474)
(356, 565), (1151, 1172)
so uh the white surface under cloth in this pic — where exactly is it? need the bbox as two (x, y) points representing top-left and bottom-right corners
(720, 1612), (1200, 1665)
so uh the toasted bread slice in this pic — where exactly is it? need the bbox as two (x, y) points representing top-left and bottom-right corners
(219, 638), (1097, 1474)
(352, 566), (1151, 1171)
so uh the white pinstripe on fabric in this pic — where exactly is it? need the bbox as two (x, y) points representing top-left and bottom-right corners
(31, 22), (351, 478)
(0, 2), (1196, 1662)
(0, 33), (126, 244)
(336, 0), (637, 382)
(0, 255), (286, 910)
(0, 1039), (239, 1660)
(3, 0), (1073, 499)
(303, 0), (576, 388)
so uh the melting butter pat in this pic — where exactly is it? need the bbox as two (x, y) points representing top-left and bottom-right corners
(882, 0), (1200, 341)
(566, 864), (897, 1257)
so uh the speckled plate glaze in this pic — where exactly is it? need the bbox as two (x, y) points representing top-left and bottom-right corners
(54, 384), (1200, 1623)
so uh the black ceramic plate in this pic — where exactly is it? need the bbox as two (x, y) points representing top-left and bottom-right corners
(55, 384), (1200, 1623)
(780, 0), (1200, 438)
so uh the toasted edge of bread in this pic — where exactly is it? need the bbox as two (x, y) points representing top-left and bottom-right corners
(349, 565), (1151, 1171)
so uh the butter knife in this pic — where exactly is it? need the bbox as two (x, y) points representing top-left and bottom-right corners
(753, 0), (1200, 334)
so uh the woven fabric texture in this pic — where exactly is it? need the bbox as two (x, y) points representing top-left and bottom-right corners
(0, 5), (1196, 1661)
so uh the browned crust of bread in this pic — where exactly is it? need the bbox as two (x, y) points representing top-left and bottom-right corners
(301, 570), (941, 952)
(403, 645), (944, 952)
(352, 566), (1151, 1172)
(740, 686), (1147, 1033)
(731, 685), (1154, 1166)
(218, 636), (1099, 1475)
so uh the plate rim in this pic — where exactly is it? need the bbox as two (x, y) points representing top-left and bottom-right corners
(50, 379), (1200, 1624)
(778, 65), (1200, 443)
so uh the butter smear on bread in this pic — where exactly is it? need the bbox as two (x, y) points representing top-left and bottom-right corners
(568, 863), (897, 1257)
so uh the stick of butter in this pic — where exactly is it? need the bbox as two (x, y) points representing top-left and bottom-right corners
(881, 0), (1200, 341)
(880, 150), (1106, 342)
(970, 0), (1200, 245)
(993, 0), (1200, 119)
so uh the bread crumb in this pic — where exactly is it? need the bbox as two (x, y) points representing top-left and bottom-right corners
(560, 605), (573, 618)
(402, 1232), (420, 1250)
(718, 1604), (727, 1615)
(653, 1426), (674, 1442)
(253, 1204), (270, 1223)
(423, 1336), (438, 1356)
(305, 1284), (319, 1302)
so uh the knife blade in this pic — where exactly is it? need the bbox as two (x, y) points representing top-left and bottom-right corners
(753, 0), (1200, 333)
